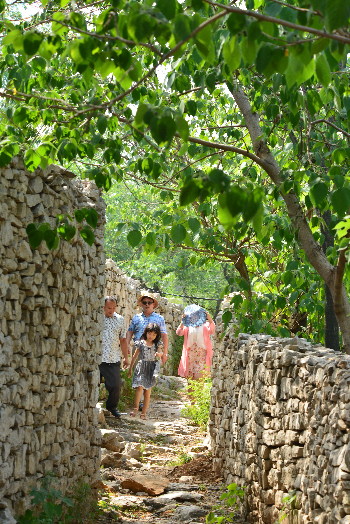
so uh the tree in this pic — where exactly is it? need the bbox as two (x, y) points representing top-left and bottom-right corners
(0, 0), (350, 349)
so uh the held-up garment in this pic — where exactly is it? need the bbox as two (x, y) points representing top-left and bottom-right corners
(176, 321), (215, 379)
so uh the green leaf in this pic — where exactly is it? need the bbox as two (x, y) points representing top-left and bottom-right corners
(230, 295), (243, 307)
(325, 0), (350, 31)
(194, 24), (215, 64)
(80, 225), (95, 246)
(74, 209), (85, 223)
(208, 169), (230, 193)
(151, 115), (176, 145)
(282, 270), (293, 285)
(135, 103), (151, 127)
(256, 45), (288, 77)
(315, 54), (331, 87)
(23, 31), (44, 56)
(170, 224), (187, 243)
(174, 14), (192, 42)
(332, 148), (349, 164)
(97, 115), (108, 135)
(162, 214), (173, 225)
(222, 310), (232, 325)
(85, 208), (99, 228)
(309, 182), (328, 207)
(331, 188), (350, 216)
(3, 29), (23, 47)
(241, 36), (258, 65)
(146, 232), (156, 246)
(13, 107), (28, 124)
(43, 229), (59, 250)
(179, 181), (200, 206)
(285, 47), (315, 88)
(142, 157), (154, 175)
(227, 12), (246, 34)
(185, 100), (197, 116)
(242, 188), (263, 221)
(127, 229), (142, 247)
(222, 36), (241, 71)
(57, 223), (76, 241)
(175, 115), (189, 141)
(188, 217), (201, 233)
(306, 90), (323, 116)
(24, 149), (42, 171)
(156, 0), (176, 20)
(26, 224), (43, 249)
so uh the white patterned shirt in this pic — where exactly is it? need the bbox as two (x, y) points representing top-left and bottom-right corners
(101, 313), (126, 363)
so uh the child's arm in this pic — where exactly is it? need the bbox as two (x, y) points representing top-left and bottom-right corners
(128, 347), (140, 377)
(155, 341), (163, 359)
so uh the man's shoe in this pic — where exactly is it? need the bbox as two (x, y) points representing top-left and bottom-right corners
(108, 408), (121, 418)
(138, 401), (143, 412)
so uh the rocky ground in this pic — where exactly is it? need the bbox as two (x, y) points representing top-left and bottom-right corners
(95, 376), (243, 524)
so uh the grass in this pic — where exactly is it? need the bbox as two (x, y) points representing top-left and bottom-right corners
(167, 450), (193, 467)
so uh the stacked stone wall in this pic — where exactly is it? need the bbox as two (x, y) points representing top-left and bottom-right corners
(105, 259), (183, 374)
(0, 159), (105, 518)
(209, 331), (350, 523)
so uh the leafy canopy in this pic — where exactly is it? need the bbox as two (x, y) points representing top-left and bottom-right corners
(0, 0), (350, 342)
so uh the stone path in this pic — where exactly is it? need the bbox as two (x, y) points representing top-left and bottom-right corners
(96, 377), (241, 523)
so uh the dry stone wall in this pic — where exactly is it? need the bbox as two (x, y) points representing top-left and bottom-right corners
(209, 331), (350, 523)
(105, 259), (183, 374)
(0, 158), (105, 518)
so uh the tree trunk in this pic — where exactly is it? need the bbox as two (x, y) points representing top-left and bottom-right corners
(231, 86), (350, 354)
(322, 210), (339, 350)
(324, 285), (340, 350)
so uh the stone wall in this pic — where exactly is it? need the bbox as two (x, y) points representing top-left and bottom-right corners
(105, 259), (183, 374)
(0, 158), (105, 518)
(209, 331), (350, 523)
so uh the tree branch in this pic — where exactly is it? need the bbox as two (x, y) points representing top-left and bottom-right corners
(311, 119), (350, 139)
(186, 135), (268, 169)
(47, 19), (163, 56)
(230, 84), (336, 287)
(204, 0), (350, 44)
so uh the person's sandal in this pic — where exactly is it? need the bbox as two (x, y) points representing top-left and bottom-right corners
(140, 413), (147, 420)
(129, 409), (138, 417)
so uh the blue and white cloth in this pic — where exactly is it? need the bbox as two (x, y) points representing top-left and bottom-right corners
(182, 304), (207, 327)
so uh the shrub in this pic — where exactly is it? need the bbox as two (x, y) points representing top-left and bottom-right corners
(181, 375), (212, 429)
(206, 483), (245, 523)
(17, 476), (100, 524)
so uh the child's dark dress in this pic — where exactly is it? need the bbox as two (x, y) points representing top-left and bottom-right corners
(132, 340), (162, 390)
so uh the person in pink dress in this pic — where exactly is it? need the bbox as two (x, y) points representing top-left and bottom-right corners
(176, 304), (216, 379)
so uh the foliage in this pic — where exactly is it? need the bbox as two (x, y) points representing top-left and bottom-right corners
(181, 375), (212, 429)
(275, 491), (299, 523)
(17, 476), (99, 524)
(206, 483), (245, 524)
(104, 183), (228, 317)
(1, 0), (350, 348)
(26, 208), (99, 250)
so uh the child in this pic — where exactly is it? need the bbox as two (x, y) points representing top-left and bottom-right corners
(128, 322), (163, 419)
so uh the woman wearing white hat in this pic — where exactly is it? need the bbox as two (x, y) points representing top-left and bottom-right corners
(176, 304), (215, 380)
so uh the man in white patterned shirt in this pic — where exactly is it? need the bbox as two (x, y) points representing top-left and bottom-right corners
(100, 296), (129, 418)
